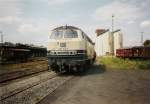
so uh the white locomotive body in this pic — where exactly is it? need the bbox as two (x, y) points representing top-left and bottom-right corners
(47, 26), (95, 73)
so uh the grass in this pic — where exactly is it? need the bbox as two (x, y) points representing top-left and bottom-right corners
(97, 57), (150, 70)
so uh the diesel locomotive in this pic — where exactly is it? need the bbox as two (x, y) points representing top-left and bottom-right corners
(47, 26), (96, 73)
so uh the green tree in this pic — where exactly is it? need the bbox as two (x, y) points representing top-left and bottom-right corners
(143, 40), (150, 46)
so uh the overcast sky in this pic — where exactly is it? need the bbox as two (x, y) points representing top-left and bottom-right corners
(0, 0), (150, 47)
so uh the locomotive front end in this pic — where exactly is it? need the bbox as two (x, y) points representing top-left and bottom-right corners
(47, 26), (87, 73)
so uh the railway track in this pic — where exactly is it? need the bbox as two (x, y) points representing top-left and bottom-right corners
(0, 70), (73, 104)
(0, 67), (48, 83)
(0, 71), (55, 100)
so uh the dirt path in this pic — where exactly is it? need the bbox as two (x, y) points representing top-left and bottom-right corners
(39, 64), (150, 104)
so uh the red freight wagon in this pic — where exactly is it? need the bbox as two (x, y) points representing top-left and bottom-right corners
(116, 46), (150, 59)
(116, 47), (133, 58)
(142, 46), (150, 59)
(132, 46), (143, 58)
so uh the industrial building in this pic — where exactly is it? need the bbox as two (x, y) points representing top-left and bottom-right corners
(113, 29), (123, 55)
(95, 29), (123, 56)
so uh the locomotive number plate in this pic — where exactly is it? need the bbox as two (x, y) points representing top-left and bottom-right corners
(60, 42), (66, 47)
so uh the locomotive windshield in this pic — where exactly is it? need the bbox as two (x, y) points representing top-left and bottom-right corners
(64, 29), (78, 38)
(50, 30), (63, 39)
(50, 29), (78, 39)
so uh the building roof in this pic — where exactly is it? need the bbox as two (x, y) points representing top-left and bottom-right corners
(95, 29), (109, 36)
(112, 29), (121, 33)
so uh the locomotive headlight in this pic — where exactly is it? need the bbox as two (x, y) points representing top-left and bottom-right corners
(47, 51), (51, 55)
(77, 50), (87, 54)
(70, 51), (77, 55)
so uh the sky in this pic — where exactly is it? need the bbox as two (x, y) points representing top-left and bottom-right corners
(0, 0), (150, 47)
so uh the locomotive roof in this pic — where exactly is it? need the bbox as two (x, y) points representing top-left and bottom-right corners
(52, 25), (95, 45)
(53, 26), (81, 31)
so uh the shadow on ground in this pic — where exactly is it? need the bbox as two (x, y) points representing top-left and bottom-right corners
(84, 64), (106, 76)
(59, 64), (106, 77)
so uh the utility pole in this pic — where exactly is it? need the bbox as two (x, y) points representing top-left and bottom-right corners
(141, 32), (144, 45)
(0, 31), (3, 44)
(111, 14), (114, 55)
(112, 14), (114, 32)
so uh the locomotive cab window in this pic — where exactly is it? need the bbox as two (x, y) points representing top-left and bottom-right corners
(82, 32), (85, 39)
(50, 30), (63, 39)
(64, 29), (78, 38)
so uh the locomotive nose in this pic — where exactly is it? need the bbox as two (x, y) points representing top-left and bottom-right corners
(48, 40), (85, 51)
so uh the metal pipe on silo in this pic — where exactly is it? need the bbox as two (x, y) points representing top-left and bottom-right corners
(0, 31), (3, 44)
